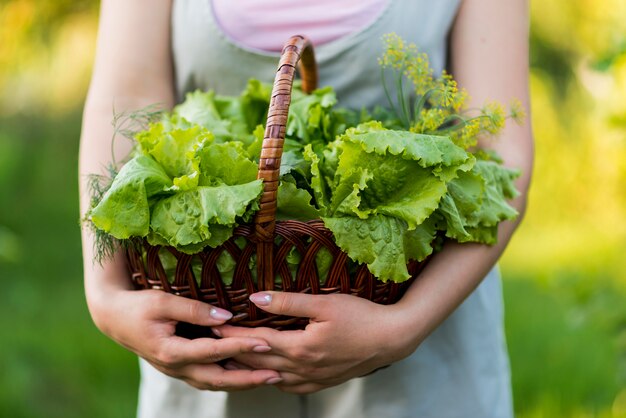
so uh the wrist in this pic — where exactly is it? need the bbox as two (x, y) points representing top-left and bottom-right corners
(85, 275), (133, 338)
(382, 302), (429, 362)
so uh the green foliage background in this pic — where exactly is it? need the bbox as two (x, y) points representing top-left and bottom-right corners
(0, 1), (624, 417)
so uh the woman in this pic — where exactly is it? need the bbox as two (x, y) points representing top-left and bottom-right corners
(79, 0), (533, 416)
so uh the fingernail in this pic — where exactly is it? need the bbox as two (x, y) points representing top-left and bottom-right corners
(250, 293), (272, 306)
(210, 307), (233, 321)
(211, 327), (222, 337)
(265, 377), (283, 385)
(252, 345), (272, 353)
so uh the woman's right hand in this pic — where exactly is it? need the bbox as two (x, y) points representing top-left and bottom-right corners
(89, 287), (283, 391)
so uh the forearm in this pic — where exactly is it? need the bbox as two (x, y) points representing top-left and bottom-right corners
(393, 203), (525, 350)
(391, 0), (533, 351)
(79, 0), (175, 326)
(80, 97), (172, 326)
(394, 122), (532, 348)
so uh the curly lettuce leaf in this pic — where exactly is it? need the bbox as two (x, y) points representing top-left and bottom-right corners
(315, 122), (480, 281)
(303, 144), (331, 210)
(341, 121), (474, 181)
(287, 86), (338, 144)
(135, 123), (212, 191)
(322, 215), (435, 282)
(173, 90), (233, 140)
(197, 142), (258, 186)
(150, 181), (263, 251)
(90, 155), (173, 239)
(329, 128), (464, 229)
(329, 167), (373, 218)
(211, 79), (272, 141)
(437, 159), (519, 244)
(276, 180), (321, 221)
(280, 149), (310, 178)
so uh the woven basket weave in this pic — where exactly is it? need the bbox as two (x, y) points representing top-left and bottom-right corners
(126, 36), (427, 337)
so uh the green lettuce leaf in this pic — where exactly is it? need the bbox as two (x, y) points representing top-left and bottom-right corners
(150, 181), (263, 250)
(330, 139), (449, 229)
(135, 123), (212, 191)
(329, 167), (373, 218)
(280, 149), (310, 178)
(90, 155), (172, 239)
(173, 90), (233, 140)
(197, 141), (258, 186)
(341, 121), (474, 181)
(322, 215), (435, 282)
(303, 144), (331, 210)
(276, 181), (321, 221)
(287, 86), (337, 143)
(437, 159), (519, 244)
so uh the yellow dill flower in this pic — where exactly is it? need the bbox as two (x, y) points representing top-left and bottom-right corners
(409, 123), (423, 134)
(380, 33), (407, 70)
(508, 99), (526, 124)
(480, 102), (506, 134)
(378, 33), (520, 136)
(451, 88), (468, 112)
(404, 53), (434, 96)
(420, 108), (446, 132)
(434, 72), (459, 107)
(451, 118), (480, 149)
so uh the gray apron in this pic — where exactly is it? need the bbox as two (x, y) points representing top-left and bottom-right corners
(137, 1), (514, 417)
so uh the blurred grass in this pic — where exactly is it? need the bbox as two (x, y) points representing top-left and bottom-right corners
(0, 113), (138, 418)
(0, 0), (625, 417)
(503, 272), (626, 418)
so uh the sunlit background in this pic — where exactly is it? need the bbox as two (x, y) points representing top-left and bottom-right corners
(0, 1), (624, 417)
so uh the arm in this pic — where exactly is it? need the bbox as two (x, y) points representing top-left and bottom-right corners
(215, 0), (534, 394)
(80, 0), (281, 390)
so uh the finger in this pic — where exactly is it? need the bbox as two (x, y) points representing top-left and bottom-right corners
(213, 325), (305, 356)
(234, 355), (334, 384)
(223, 360), (253, 371)
(160, 336), (272, 366)
(155, 292), (234, 326)
(276, 382), (326, 395)
(233, 353), (294, 371)
(180, 363), (283, 391)
(248, 291), (329, 319)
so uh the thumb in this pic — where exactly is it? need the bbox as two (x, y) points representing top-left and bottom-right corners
(157, 292), (234, 326)
(249, 291), (326, 319)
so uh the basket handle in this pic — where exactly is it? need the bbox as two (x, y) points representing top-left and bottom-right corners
(254, 35), (318, 291)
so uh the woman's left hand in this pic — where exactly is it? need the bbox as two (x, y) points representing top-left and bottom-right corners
(212, 291), (421, 394)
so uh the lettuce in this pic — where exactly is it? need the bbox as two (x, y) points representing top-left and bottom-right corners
(437, 159), (519, 244)
(90, 156), (172, 239)
(89, 86), (270, 253)
(287, 86), (337, 144)
(312, 122), (474, 281)
(322, 216), (436, 282)
(150, 182), (262, 250)
(276, 180), (320, 221)
(88, 79), (519, 283)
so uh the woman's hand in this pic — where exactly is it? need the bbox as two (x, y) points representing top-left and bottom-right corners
(80, 1), (284, 392)
(89, 288), (283, 391)
(212, 291), (421, 394)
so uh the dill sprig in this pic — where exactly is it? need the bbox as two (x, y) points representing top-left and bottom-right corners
(82, 105), (166, 264)
(378, 33), (525, 149)
(82, 164), (122, 265)
(110, 104), (165, 167)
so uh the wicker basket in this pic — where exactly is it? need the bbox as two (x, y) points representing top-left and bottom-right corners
(126, 36), (428, 338)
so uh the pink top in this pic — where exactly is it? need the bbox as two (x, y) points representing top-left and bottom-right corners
(210, 0), (391, 52)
